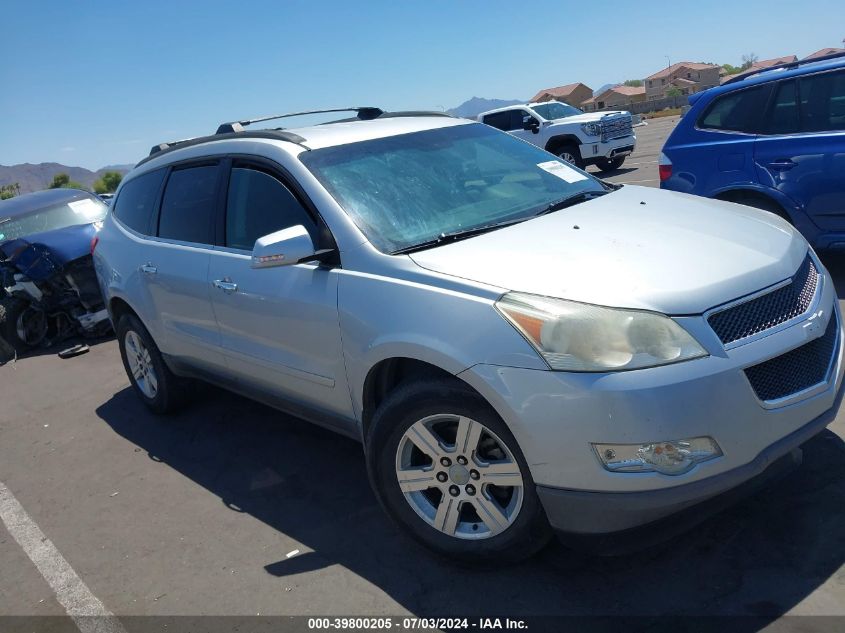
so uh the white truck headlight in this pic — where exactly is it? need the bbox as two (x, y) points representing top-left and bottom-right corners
(496, 292), (707, 371)
(593, 437), (722, 475)
(581, 122), (602, 136)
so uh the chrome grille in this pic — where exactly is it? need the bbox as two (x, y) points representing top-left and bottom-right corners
(744, 314), (838, 402)
(600, 115), (633, 142)
(708, 256), (819, 346)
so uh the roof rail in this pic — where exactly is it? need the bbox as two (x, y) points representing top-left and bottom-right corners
(143, 108), (454, 163)
(722, 50), (845, 85)
(142, 130), (309, 163)
(215, 107), (384, 134)
(147, 137), (199, 157)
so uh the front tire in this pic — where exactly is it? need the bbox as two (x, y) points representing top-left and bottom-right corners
(0, 296), (46, 353)
(596, 156), (625, 172)
(555, 144), (585, 169)
(116, 314), (185, 414)
(366, 379), (551, 564)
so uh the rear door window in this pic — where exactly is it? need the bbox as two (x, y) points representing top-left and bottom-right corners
(799, 70), (845, 132)
(157, 164), (219, 244)
(766, 80), (800, 135)
(482, 111), (512, 131)
(112, 169), (165, 235)
(698, 86), (768, 133)
(225, 167), (317, 250)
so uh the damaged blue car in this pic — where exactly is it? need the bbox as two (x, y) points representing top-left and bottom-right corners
(0, 188), (112, 354)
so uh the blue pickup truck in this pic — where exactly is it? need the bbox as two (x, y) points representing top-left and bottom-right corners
(659, 52), (845, 249)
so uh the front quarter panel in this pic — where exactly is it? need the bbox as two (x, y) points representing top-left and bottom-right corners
(337, 262), (548, 421)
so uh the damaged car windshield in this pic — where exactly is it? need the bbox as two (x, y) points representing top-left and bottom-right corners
(300, 123), (606, 253)
(0, 197), (107, 242)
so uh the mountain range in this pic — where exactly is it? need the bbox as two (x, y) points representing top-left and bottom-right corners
(0, 163), (134, 195)
(446, 97), (524, 119)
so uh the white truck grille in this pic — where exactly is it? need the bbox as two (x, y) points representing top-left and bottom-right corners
(600, 115), (633, 142)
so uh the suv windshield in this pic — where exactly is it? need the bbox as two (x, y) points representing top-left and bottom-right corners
(0, 196), (107, 242)
(300, 123), (606, 253)
(531, 102), (583, 120)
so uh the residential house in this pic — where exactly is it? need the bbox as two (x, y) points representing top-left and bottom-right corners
(530, 82), (593, 108)
(582, 85), (646, 112)
(644, 62), (721, 100)
(721, 55), (798, 83)
(804, 48), (845, 60)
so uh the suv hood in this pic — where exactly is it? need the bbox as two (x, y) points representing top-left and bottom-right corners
(546, 111), (628, 125)
(409, 186), (807, 315)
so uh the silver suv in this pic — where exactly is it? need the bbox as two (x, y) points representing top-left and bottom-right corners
(94, 107), (843, 563)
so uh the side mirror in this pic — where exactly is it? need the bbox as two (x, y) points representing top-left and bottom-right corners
(251, 225), (326, 269)
(523, 118), (540, 133)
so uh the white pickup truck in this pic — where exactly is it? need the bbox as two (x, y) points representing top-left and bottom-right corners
(477, 100), (636, 172)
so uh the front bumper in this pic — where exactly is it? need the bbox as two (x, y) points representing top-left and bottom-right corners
(537, 379), (842, 534)
(580, 134), (636, 161)
(457, 261), (843, 534)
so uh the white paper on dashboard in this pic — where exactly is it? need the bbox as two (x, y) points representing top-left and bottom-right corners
(536, 160), (588, 183)
(68, 199), (101, 215)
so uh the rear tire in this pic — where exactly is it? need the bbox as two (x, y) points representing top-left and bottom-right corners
(116, 314), (186, 414)
(596, 156), (625, 172)
(365, 379), (552, 565)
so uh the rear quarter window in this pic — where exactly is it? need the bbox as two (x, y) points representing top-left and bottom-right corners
(698, 85), (769, 133)
(112, 169), (166, 235)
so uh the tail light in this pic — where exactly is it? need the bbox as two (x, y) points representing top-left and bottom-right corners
(90, 236), (99, 254)
(658, 152), (672, 182)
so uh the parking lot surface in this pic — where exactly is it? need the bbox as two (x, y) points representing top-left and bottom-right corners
(3, 116), (845, 626)
(588, 115), (679, 187)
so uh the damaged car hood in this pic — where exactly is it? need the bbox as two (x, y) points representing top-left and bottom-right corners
(1, 223), (99, 267)
(408, 186), (807, 315)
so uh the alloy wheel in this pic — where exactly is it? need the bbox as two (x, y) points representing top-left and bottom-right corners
(125, 330), (158, 399)
(395, 414), (524, 540)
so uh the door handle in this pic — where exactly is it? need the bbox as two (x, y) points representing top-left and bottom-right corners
(213, 278), (238, 294)
(140, 263), (157, 275)
(768, 159), (796, 171)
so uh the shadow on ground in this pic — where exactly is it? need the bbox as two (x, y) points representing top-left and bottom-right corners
(96, 383), (845, 618)
(0, 333), (113, 365)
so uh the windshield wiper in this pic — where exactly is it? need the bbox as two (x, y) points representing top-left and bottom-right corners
(391, 190), (612, 255)
(532, 190), (610, 218)
(390, 217), (529, 255)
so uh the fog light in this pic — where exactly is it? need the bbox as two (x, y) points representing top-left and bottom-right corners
(593, 437), (721, 475)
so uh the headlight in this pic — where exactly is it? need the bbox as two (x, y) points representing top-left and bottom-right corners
(581, 122), (602, 136)
(496, 292), (707, 371)
(593, 437), (722, 475)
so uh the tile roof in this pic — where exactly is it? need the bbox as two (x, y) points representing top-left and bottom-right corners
(753, 55), (798, 68)
(529, 82), (589, 102)
(646, 62), (720, 80)
(610, 85), (646, 96)
(803, 48), (845, 60)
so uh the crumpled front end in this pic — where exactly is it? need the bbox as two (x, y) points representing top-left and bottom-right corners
(0, 228), (111, 357)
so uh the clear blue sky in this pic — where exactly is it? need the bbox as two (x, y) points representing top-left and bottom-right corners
(1, 0), (843, 169)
